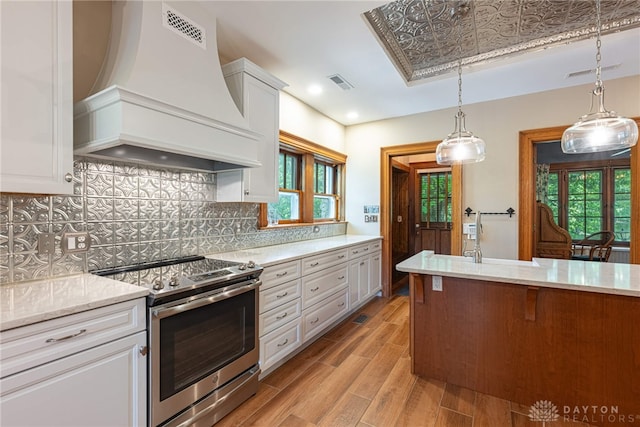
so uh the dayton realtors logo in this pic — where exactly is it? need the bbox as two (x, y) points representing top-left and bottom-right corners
(529, 400), (640, 424)
(529, 400), (559, 426)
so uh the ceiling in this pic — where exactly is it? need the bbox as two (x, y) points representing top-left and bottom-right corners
(209, 1), (640, 126)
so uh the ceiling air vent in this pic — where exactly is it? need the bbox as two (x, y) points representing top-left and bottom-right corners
(162, 3), (206, 49)
(328, 74), (354, 91)
(566, 64), (620, 78)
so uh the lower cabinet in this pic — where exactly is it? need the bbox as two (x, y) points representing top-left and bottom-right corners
(0, 331), (147, 427)
(257, 239), (381, 377)
(0, 299), (147, 427)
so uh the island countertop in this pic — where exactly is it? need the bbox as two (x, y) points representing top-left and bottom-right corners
(396, 251), (640, 298)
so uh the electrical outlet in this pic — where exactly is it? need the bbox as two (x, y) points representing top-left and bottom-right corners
(61, 232), (91, 254)
(432, 275), (443, 291)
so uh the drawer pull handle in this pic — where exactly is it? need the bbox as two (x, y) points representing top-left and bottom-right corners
(364, 248), (369, 251)
(338, 255), (345, 259)
(360, 261), (365, 266)
(276, 292), (289, 298)
(276, 271), (288, 278)
(353, 250), (359, 254)
(277, 338), (289, 347)
(310, 286), (320, 292)
(46, 329), (87, 343)
(338, 302), (345, 307)
(338, 275), (345, 280)
(374, 257), (380, 261)
(310, 262), (320, 267)
(310, 317), (320, 324)
(276, 312), (288, 320)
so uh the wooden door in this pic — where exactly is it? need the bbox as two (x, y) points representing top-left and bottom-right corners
(409, 162), (452, 255)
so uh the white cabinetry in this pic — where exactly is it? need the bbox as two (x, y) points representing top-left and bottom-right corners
(0, 1), (74, 194)
(0, 299), (147, 426)
(217, 58), (287, 203)
(257, 239), (381, 377)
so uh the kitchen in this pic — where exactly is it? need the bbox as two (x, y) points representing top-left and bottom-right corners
(1, 1), (639, 426)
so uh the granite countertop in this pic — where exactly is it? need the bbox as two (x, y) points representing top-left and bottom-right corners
(210, 235), (381, 267)
(0, 274), (148, 331)
(396, 251), (640, 297)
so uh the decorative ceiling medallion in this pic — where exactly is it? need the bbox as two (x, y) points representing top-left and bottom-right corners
(363, 0), (640, 83)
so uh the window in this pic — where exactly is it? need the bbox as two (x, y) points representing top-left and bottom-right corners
(546, 160), (630, 245)
(314, 162), (337, 220)
(419, 171), (451, 225)
(269, 151), (301, 223)
(263, 131), (346, 226)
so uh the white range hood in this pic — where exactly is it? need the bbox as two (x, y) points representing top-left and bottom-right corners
(74, 1), (261, 172)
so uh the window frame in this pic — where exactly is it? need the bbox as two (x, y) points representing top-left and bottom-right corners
(547, 158), (630, 246)
(260, 131), (347, 227)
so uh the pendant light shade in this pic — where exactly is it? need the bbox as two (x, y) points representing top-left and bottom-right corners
(436, 111), (486, 165)
(436, 2), (486, 165)
(561, 0), (638, 154)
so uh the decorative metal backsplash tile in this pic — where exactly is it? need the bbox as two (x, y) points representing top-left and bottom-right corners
(364, 0), (640, 82)
(0, 158), (347, 284)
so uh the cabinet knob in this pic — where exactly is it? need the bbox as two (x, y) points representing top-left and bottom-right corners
(139, 346), (148, 356)
(64, 173), (73, 182)
(244, 190), (250, 195)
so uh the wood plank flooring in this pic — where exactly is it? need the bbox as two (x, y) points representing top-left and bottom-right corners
(216, 294), (593, 427)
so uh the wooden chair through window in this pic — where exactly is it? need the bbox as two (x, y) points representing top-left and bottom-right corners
(571, 231), (615, 262)
(534, 202), (572, 259)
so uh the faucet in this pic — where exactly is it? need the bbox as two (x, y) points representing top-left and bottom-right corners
(463, 211), (482, 263)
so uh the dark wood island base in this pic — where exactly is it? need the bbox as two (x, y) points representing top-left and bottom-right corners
(409, 273), (640, 426)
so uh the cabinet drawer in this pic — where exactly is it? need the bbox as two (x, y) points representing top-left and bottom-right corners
(260, 279), (301, 313)
(0, 298), (146, 378)
(302, 265), (348, 309)
(302, 249), (348, 275)
(369, 240), (382, 252)
(302, 289), (348, 342)
(262, 260), (301, 289)
(349, 244), (370, 259)
(259, 298), (302, 337)
(260, 318), (302, 373)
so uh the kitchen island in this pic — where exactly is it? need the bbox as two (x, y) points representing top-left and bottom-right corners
(396, 252), (640, 426)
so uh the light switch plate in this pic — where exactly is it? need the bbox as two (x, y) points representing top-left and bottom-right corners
(37, 233), (56, 255)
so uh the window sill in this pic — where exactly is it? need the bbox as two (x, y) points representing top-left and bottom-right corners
(259, 220), (347, 231)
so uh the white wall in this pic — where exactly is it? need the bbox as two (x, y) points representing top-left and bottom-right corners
(279, 92), (346, 152)
(344, 75), (640, 259)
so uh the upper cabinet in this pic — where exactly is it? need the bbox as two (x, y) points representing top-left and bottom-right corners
(0, 1), (74, 195)
(217, 59), (287, 203)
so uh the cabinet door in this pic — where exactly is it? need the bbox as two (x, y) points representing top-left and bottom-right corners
(218, 60), (285, 203)
(0, 1), (73, 194)
(0, 331), (147, 427)
(369, 251), (382, 295)
(348, 256), (369, 309)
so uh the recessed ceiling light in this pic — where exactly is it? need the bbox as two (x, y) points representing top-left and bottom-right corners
(308, 84), (323, 95)
(347, 111), (359, 120)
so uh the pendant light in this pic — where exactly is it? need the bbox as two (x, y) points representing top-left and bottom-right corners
(436, 2), (486, 165)
(561, 0), (638, 153)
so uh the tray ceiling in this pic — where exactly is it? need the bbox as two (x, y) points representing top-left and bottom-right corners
(364, 0), (640, 83)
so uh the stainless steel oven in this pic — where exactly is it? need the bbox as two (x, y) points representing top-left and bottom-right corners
(93, 256), (262, 427)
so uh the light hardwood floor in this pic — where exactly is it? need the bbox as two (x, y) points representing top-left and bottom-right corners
(216, 294), (592, 427)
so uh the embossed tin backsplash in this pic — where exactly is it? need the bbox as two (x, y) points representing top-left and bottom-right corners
(0, 158), (346, 285)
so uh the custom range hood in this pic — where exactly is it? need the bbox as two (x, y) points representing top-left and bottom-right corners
(74, 1), (261, 172)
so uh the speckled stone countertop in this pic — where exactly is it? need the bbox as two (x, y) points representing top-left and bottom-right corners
(210, 235), (381, 267)
(396, 251), (640, 298)
(0, 274), (148, 331)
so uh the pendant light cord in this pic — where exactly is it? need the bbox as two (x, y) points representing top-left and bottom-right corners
(455, 8), (463, 115)
(594, 0), (603, 90)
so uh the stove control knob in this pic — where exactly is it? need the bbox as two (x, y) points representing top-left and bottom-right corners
(169, 275), (179, 287)
(153, 279), (164, 291)
(238, 264), (247, 271)
(247, 261), (256, 269)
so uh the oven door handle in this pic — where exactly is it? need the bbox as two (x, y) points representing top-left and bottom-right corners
(152, 280), (260, 319)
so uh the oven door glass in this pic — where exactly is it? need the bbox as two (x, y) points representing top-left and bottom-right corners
(157, 288), (256, 401)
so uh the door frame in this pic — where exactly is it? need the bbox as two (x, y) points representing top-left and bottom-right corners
(518, 120), (639, 264)
(380, 142), (462, 297)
